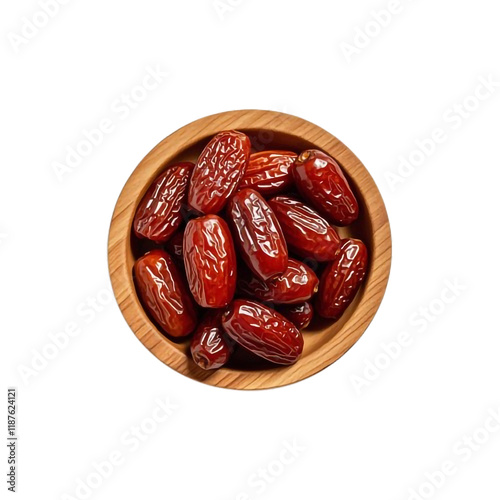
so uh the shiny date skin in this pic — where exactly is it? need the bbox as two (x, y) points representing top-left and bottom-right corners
(238, 151), (297, 197)
(188, 130), (251, 214)
(190, 311), (234, 370)
(222, 299), (303, 365)
(315, 238), (368, 320)
(238, 258), (319, 304)
(268, 196), (341, 261)
(133, 249), (197, 338)
(183, 215), (237, 308)
(278, 302), (313, 330)
(227, 188), (288, 281)
(133, 162), (194, 243)
(293, 150), (359, 226)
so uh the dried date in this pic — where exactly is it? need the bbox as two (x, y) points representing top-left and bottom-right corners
(222, 299), (303, 365)
(292, 150), (359, 226)
(133, 249), (197, 337)
(315, 238), (368, 320)
(239, 150), (297, 196)
(237, 258), (319, 304)
(268, 195), (341, 261)
(188, 130), (251, 214)
(190, 311), (234, 370)
(183, 215), (237, 308)
(227, 188), (288, 281)
(133, 162), (194, 243)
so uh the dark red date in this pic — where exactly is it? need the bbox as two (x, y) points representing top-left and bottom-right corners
(222, 299), (303, 365)
(190, 311), (234, 370)
(293, 150), (359, 226)
(278, 302), (313, 330)
(315, 239), (368, 320)
(238, 258), (319, 304)
(183, 215), (237, 308)
(133, 162), (194, 243)
(188, 130), (251, 214)
(238, 151), (297, 196)
(227, 188), (288, 281)
(133, 249), (197, 337)
(268, 196), (341, 261)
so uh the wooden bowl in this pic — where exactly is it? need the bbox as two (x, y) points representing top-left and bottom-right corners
(108, 110), (391, 390)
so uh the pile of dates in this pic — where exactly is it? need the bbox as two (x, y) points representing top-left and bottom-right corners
(132, 130), (368, 370)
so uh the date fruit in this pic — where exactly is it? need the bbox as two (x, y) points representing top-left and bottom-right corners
(222, 299), (303, 365)
(183, 215), (237, 308)
(134, 249), (197, 337)
(239, 151), (297, 196)
(293, 150), (359, 226)
(133, 162), (194, 243)
(227, 188), (288, 281)
(315, 238), (368, 320)
(238, 258), (319, 304)
(268, 196), (341, 261)
(278, 302), (313, 329)
(188, 130), (251, 214)
(190, 311), (234, 370)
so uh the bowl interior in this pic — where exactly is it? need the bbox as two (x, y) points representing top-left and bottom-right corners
(108, 110), (391, 389)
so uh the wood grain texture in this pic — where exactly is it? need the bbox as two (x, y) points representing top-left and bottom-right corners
(108, 110), (392, 390)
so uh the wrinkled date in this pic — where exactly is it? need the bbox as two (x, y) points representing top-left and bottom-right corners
(238, 258), (319, 304)
(316, 238), (368, 320)
(238, 151), (297, 196)
(268, 196), (341, 261)
(188, 130), (251, 214)
(183, 215), (237, 308)
(222, 299), (303, 365)
(133, 162), (194, 243)
(278, 302), (314, 330)
(190, 311), (234, 370)
(227, 188), (288, 281)
(134, 249), (197, 337)
(293, 150), (359, 226)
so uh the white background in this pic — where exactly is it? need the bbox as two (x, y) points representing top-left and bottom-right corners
(1, 0), (499, 499)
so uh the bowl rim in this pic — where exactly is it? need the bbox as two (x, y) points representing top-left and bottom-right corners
(108, 109), (392, 390)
